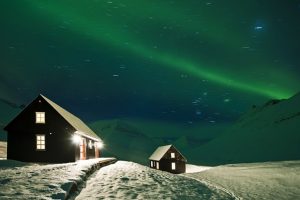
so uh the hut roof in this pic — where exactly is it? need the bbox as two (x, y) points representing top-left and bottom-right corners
(149, 144), (187, 162)
(40, 95), (101, 141)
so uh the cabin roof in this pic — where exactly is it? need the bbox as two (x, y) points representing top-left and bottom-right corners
(149, 145), (172, 161)
(149, 144), (187, 161)
(40, 95), (101, 141)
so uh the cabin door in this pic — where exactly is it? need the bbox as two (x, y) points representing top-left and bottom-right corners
(80, 138), (86, 160)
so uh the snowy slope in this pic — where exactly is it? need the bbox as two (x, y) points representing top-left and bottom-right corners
(185, 160), (300, 200)
(74, 161), (235, 200)
(90, 119), (229, 164)
(90, 120), (160, 164)
(190, 92), (300, 165)
(0, 158), (116, 199)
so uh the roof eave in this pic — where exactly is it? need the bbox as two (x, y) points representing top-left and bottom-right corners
(74, 131), (101, 142)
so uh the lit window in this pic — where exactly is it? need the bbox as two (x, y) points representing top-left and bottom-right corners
(88, 140), (93, 149)
(36, 135), (45, 150)
(150, 161), (153, 167)
(172, 162), (176, 170)
(36, 112), (45, 123)
(171, 152), (175, 158)
(156, 162), (159, 169)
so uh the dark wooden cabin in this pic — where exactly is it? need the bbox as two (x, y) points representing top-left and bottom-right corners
(149, 144), (187, 174)
(4, 94), (103, 163)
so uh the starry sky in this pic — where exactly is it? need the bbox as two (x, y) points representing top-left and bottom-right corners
(1, 0), (300, 125)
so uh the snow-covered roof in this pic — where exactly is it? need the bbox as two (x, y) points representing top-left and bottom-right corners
(40, 95), (101, 141)
(149, 145), (172, 161)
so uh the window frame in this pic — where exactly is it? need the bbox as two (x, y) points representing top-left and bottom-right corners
(36, 134), (46, 151)
(171, 152), (175, 158)
(35, 112), (45, 124)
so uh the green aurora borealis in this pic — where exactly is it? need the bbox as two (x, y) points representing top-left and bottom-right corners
(1, 0), (300, 124)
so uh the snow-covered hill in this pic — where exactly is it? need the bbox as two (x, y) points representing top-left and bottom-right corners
(185, 160), (300, 200)
(1, 159), (298, 199)
(190, 92), (300, 165)
(0, 159), (235, 199)
(73, 161), (234, 200)
(90, 119), (228, 164)
(90, 120), (160, 164)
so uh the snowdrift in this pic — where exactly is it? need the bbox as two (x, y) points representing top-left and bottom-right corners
(185, 160), (300, 200)
(75, 161), (234, 199)
(0, 158), (116, 199)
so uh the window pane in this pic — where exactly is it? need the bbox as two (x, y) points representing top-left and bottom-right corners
(36, 112), (45, 123)
(171, 153), (175, 158)
(36, 135), (46, 150)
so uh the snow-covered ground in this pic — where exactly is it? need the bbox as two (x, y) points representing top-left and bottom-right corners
(1, 159), (298, 199)
(74, 161), (234, 200)
(0, 158), (116, 199)
(185, 164), (211, 173)
(185, 160), (300, 200)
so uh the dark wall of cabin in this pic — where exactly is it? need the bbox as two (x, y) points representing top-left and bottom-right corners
(159, 159), (186, 174)
(6, 96), (77, 163)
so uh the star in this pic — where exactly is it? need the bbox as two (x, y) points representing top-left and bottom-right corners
(224, 98), (231, 103)
(254, 26), (263, 30)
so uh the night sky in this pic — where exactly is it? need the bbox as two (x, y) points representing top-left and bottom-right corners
(1, 0), (300, 126)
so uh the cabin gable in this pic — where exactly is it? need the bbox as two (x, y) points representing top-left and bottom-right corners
(161, 146), (187, 162)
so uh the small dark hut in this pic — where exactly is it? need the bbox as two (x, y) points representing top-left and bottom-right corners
(149, 144), (187, 174)
(4, 94), (103, 163)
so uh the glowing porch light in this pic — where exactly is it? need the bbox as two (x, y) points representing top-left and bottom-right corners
(72, 134), (81, 144)
(96, 141), (104, 149)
